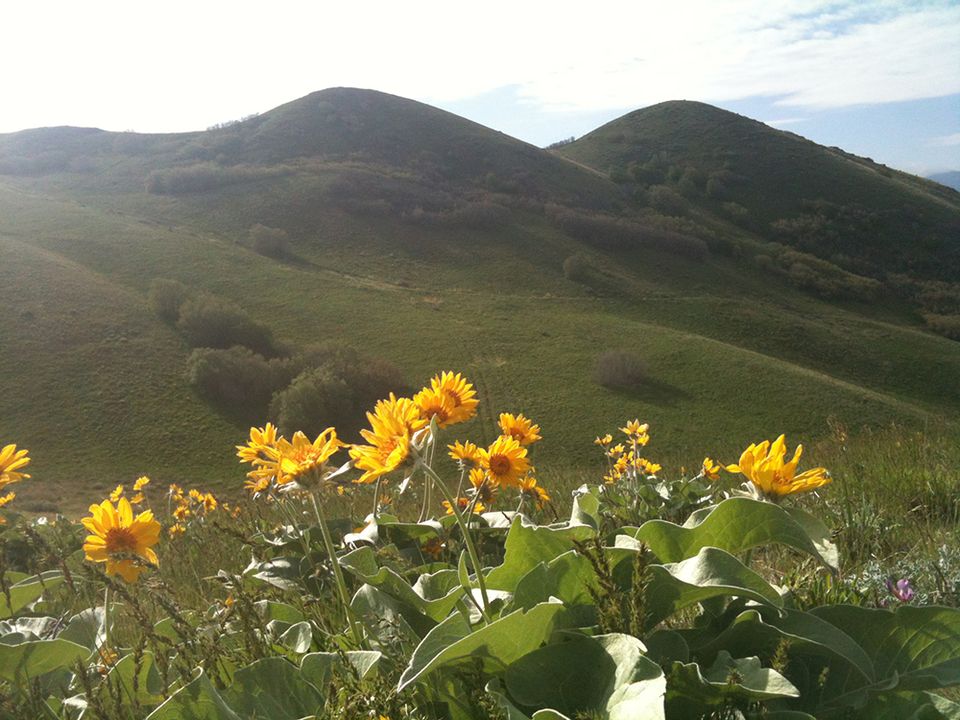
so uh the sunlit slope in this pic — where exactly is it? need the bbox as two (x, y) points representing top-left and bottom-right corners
(1, 176), (956, 514)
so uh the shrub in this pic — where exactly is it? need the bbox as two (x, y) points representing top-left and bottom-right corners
(248, 224), (290, 259)
(186, 346), (291, 421)
(647, 185), (687, 216)
(924, 313), (960, 341)
(270, 367), (356, 438)
(145, 163), (289, 195)
(176, 294), (277, 356)
(593, 350), (649, 390)
(149, 278), (190, 324)
(562, 254), (589, 282)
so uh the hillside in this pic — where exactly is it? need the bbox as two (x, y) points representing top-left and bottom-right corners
(0, 89), (958, 513)
(556, 101), (960, 281)
(929, 170), (960, 192)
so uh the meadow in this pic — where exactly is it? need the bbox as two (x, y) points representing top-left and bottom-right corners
(0, 371), (958, 719)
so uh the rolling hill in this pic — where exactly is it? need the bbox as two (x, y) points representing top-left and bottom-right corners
(1, 88), (958, 514)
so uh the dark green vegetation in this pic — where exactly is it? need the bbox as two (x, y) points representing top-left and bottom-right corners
(0, 88), (958, 512)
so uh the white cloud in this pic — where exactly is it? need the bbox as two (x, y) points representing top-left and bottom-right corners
(928, 133), (960, 147)
(0, 0), (958, 132)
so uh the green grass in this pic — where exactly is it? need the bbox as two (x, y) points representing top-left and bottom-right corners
(0, 89), (957, 515)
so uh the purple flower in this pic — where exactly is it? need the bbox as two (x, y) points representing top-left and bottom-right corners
(885, 577), (915, 602)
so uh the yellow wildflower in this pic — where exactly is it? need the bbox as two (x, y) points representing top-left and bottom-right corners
(133, 476), (150, 492)
(702, 457), (721, 481)
(480, 436), (531, 488)
(469, 467), (498, 506)
(620, 420), (650, 445)
(448, 440), (482, 467)
(350, 394), (427, 484)
(0, 444), (30, 490)
(519, 476), (551, 509)
(109, 485), (124, 503)
(414, 387), (456, 428)
(498, 413), (542, 446)
(430, 371), (479, 425)
(725, 435), (831, 501)
(442, 497), (485, 515)
(594, 434), (613, 447)
(82, 497), (161, 583)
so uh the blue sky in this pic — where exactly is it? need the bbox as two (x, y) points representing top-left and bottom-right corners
(2, 0), (958, 175)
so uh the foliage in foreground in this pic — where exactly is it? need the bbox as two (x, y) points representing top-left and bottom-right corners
(0, 372), (958, 720)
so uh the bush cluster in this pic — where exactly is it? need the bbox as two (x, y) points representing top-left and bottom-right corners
(593, 350), (649, 390)
(144, 162), (290, 195)
(247, 224), (291, 259)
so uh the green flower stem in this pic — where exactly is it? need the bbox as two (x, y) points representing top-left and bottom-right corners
(371, 477), (382, 522)
(102, 585), (110, 653)
(421, 463), (491, 623)
(309, 491), (365, 648)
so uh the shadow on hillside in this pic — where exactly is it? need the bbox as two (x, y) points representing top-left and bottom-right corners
(605, 377), (690, 407)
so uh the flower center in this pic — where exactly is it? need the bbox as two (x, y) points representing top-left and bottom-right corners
(489, 455), (511, 476)
(105, 527), (138, 556)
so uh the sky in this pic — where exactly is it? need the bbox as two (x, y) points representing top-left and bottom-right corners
(2, 0), (958, 175)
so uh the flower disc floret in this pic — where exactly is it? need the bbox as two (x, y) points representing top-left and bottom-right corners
(479, 436), (531, 488)
(725, 434), (831, 501)
(82, 497), (161, 583)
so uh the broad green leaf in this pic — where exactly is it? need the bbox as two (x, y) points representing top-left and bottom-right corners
(643, 547), (783, 627)
(0, 638), (89, 682)
(300, 650), (382, 688)
(105, 651), (165, 706)
(0, 571), (64, 619)
(145, 669), (240, 720)
(221, 657), (323, 720)
(253, 600), (305, 625)
(245, 556), (303, 591)
(511, 550), (598, 612)
(341, 546), (464, 622)
(486, 518), (595, 591)
(398, 601), (566, 691)
(854, 691), (960, 720)
(811, 605), (960, 707)
(668, 651), (799, 709)
(503, 633), (665, 720)
(569, 485), (601, 529)
(0, 616), (59, 644)
(626, 497), (838, 569)
(278, 621), (312, 654)
(59, 607), (105, 650)
(694, 606), (875, 685)
(351, 583), (430, 643)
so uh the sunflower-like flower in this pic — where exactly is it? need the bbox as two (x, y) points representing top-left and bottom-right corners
(441, 497), (485, 515)
(0, 444), (30, 491)
(414, 387), (456, 428)
(237, 424), (283, 491)
(82, 497), (161, 583)
(479, 436), (531, 487)
(701, 457), (721, 481)
(430, 371), (478, 425)
(620, 420), (650, 445)
(468, 467), (498, 506)
(519, 475), (551, 510)
(350, 394), (428, 484)
(448, 440), (482, 467)
(274, 428), (344, 486)
(725, 435), (831, 502)
(594, 434), (613, 447)
(498, 413), (542, 446)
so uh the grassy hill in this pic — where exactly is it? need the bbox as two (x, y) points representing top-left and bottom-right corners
(557, 101), (960, 281)
(1, 89), (958, 514)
